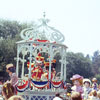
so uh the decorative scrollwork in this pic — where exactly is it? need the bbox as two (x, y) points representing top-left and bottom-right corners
(20, 15), (65, 44)
(20, 28), (34, 40)
(51, 31), (65, 43)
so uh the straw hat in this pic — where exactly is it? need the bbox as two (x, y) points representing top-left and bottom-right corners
(6, 64), (14, 69)
(83, 78), (91, 85)
(92, 78), (97, 82)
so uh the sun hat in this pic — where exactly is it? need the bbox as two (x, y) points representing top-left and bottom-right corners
(70, 74), (83, 81)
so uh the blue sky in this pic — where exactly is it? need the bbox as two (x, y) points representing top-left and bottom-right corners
(0, 0), (100, 56)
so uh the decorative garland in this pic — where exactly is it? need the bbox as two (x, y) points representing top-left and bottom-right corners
(36, 39), (49, 43)
(51, 81), (62, 88)
(16, 80), (63, 92)
(31, 80), (49, 89)
(16, 80), (29, 92)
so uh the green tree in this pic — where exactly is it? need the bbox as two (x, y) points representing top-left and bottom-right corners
(0, 36), (21, 80)
(0, 19), (33, 39)
(0, 19), (35, 80)
(92, 50), (100, 74)
(66, 52), (94, 82)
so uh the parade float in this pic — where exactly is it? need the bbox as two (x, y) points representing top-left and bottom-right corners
(15, 13), (68, 100)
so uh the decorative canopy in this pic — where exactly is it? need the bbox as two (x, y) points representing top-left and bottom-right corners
(20, 12), (65, 44)
(16, 13), (67, 84)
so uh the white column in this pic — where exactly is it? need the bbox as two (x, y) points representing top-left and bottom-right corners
(64, 49), (67, 82)
(16, 45), (20, 77)
(21, 55), (25, 78)
(60, 48), (64, 80)
(49, 45), (53, 80)
(28, 43), (33, 79)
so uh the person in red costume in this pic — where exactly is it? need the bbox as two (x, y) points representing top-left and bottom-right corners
(43, 61), (56, 81)
(43, 62), (51, 80)
(51, 59), (56, 80)
(31, 53), (44, 81)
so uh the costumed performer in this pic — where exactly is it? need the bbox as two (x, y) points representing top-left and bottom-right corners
(70, 74), (83, 96)
(51, 59), (56, 80)
(83, 78), (92, 100)
(31, 53), (44, 81)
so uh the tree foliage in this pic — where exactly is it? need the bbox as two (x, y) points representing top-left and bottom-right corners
(0, 20), (32, 39)
(66, 52), (94, 82)
(0, 19), (32, 80)
(92, 50), (100, 74)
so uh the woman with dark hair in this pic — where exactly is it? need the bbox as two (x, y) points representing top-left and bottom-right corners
(6, 64), (18, 94)
(2, 82), (15, 100)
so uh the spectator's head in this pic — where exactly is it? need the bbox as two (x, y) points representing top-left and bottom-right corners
(71, 92), (81, 100)
(8, 95), (24, 100)
(66, 83), (72, 87)
(97, 92), (100, 99)
(70, 74), (83, 86)
(55, 93), (60, 97)
(54, 93), (63, 100)
(2, 82), (14, 99)
(6, 64), (13, 69)
(92, 90), (97, 97)
(83, 79), (91, 88)
(6, 64), (15, 73)
(92, 78), (97, 83)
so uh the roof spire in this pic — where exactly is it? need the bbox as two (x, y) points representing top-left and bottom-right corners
(43, 12), (46, 18)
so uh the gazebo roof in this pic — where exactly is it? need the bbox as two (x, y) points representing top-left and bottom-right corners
(18, 13), (65, 44)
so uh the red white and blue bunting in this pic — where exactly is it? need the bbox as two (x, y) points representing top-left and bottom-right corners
(16, 80), (29, 92)
(51, 81), (62, 88)
(16, 80), (63, 92)
(31, 80), (49, 89)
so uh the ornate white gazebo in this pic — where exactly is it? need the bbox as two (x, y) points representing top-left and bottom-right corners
(16, 13), (68, 100)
